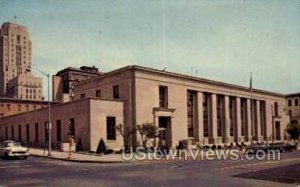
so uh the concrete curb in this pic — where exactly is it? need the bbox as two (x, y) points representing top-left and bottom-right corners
(30, 154), (131, 164)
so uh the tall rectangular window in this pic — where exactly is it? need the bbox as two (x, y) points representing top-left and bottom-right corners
(217, 95), (224, 137)
(113, 85), (120, 99)
(81, 93), (85, 99)
(56, 120), (61, 142)
(260, 101), (266, 138)
(26, 124), (30, 143)
(18, 125), (22, 141)
(240, 98), (247, 137)
(203, 93), (210, 137)
(229, 97), (235, 137)
(288, 99), (292, 106)
(159, 86), (168, 108)
(5, 127), (8, 140)
(96, 89), (101, 98)
(106, 117), (116, 140)
(295, 99), (299, 106)
(69, 118), (75, 138)
(35, 123), (39, 142)
(45, 122), (49, 141)
(187, 90), (196, 138)
(274, 102), (278, 116)
(11, 126), (14, 140)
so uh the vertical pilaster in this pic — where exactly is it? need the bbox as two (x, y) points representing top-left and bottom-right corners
(236, 97), (242, 142)
(256, 100), (261, 141)
(197, 92), (204, 145)
(224, 96), (230, 144)
(210, 93), (217, 144)
(246, 99), (252, 142)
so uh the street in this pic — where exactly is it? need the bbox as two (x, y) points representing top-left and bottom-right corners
(0, 151), (300, 187)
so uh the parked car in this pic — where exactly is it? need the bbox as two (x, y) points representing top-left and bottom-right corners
(0, 140), (29, 159)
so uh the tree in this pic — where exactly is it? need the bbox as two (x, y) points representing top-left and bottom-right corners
(76, 138), (85, 152)
(96, 138), (106, 154)
(286, 122), (300, 140)
(137, 122), (159, 149)
(115, 124), (136, 151)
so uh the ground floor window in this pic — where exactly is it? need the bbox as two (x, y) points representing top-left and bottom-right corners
(106, 117), (116, 140)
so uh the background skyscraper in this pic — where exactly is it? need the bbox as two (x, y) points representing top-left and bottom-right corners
(0, 22), (43, 100)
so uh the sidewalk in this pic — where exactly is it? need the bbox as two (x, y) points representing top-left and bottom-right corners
(29, 148), (131, 163)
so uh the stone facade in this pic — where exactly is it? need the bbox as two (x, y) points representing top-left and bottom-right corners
(74, 65), (290, 148)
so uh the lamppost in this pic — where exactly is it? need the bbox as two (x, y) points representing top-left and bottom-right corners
(39, 70), (52, 157)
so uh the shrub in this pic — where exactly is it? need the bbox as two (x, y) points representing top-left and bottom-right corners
(96, 138), (106, 154)
(211, 145), (216, 150)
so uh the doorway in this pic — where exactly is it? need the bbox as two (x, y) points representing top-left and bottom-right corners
(158, 117), (171, 147)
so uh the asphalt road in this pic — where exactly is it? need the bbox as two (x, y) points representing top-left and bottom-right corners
(0, 151), (300, 187)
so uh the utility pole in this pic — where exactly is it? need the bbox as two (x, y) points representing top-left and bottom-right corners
(39, 70), (51, 157)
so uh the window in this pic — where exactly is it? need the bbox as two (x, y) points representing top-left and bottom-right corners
(159, 86), (168, 108)
(45, 122), (49, 141)
(81, 93), (85, 99)
(288, 99), (292, 106)
(106, 117), (116, 140)
(296, 99), (299, 106)
(26, 124), (30, 143)
(203, 93), (210, 137)
(187, 90), (196, 137)
(18, 104), (21, 111)
(274, 102), (278, 116)
(113, 85), (120, 99)
(69, 118), (75, 138)
(35, 123), (39, 142)
(289, 110), (292, 117)
(25, 105), (29, 111)
(96, 89), (101, 98)
(5, 127), (8, 140)
(56, 120), (61, 142)
(18, 125), (22, 141)
(7, 104), (10, 111)
(11, 126), (14, 140)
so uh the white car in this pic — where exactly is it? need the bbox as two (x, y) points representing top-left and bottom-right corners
(0, 140), (29, 159)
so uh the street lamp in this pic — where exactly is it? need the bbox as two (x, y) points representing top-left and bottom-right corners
(39, 70), (52, 157)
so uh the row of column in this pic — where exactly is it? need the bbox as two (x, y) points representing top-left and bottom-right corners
(197, 92), (265, 145)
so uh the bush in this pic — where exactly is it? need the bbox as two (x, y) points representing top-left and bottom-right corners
(211, 145), (216, 150)
(76, 138), (85, 152)
(176, 141), (185, 150)
(104, 149), (114, 155)
(96, 138), (106, 154)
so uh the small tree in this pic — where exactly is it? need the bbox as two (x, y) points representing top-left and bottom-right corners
(96, 138), (106, 154)
(286, 122), (300, 140)
(115, 124), (136, 151)
(137, 122), (159, 149)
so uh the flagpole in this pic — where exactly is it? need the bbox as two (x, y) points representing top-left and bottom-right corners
(250, 72), (254, 145)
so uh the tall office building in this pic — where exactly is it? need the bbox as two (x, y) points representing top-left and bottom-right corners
(0, 22), (43, 100)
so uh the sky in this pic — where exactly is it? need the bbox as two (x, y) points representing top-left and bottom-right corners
(0, 0), (299, 99)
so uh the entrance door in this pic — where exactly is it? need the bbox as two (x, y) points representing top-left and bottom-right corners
(158, 117), (171, 146)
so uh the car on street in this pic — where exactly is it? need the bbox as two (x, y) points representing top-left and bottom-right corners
(0, 140), (29, 159)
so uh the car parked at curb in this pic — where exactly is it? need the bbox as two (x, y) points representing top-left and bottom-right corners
(0, 140), (29, 159)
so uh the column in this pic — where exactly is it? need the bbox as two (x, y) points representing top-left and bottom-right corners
(246, 99), (252, 142)
(154, 116), (159, 148)
(235, 97), (242, 142)
(210, 93), (218, 144)
(197, 92), (204, 145)
(256, 100), (261, 141)
(224, 96), (230, 144)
